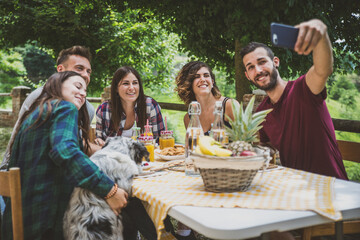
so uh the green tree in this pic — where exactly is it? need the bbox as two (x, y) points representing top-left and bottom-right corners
(0, 1), (180, 94)
(0, 49), (26, 105)
(330, 75), (358, 100)
(328, 74), (359, 112)
(90, 7), (180, 93)
(347, 73), (360, 92)
(126, 0), (360, 101)
(19, 43), (56, 85)
(1, 1), (359, 99)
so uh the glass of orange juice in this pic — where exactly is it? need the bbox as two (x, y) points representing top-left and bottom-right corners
(139, 135), (155, 162)
(159, 130), (175, 150)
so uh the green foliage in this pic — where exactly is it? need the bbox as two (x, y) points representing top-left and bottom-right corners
(0, 1), (180, 96)
(344, 160), (360, 182)
(329, 74), (359, 109)
(19, 43), (56, 84)
(327, 96), (360, 143)
(330, 75), (356, 100)
(91, 7), (180, 93)
(347, 73), (360, 92)
(1, 0), (359, 99)
(128, 0), (360, 80)
(0, 128), (12, 161)
(161, 110), (186, 144)
(338, 89), (358, 109)
(0, 49), (26, 104)
(213, 67), (236, 99)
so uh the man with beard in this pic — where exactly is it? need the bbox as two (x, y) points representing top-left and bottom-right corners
(239, 19), (348, 180)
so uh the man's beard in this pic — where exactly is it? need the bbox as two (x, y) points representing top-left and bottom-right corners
(251, 67), (278, 91)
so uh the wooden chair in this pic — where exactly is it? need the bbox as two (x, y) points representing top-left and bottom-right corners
(302, 140), (360, 240)
(0, 167), (24, 240)
(337, 140), (360, 163)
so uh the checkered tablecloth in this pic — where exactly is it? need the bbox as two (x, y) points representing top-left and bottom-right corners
(132, 168), (341, 240)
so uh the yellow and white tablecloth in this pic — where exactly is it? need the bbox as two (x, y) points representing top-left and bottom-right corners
(132, 168), (341, 240)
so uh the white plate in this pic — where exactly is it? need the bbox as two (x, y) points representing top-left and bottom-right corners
(141, 161), (155, 170)
(155, 149), (185, 161)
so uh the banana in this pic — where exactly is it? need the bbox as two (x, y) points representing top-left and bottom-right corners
(198, 136), (216, 155)
(198, 136), (232, 157)
(213, 147), (232, 157)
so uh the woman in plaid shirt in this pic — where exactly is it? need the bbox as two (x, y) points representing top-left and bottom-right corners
(95, 66), (165, 144)
(1, 71), (127, 240)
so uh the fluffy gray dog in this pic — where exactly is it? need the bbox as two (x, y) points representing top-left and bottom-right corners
(63, 136), (149, 240)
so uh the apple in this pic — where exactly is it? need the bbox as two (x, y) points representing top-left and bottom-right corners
(240, 150), (257, 156)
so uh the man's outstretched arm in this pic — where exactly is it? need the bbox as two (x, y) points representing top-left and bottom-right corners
(294, 19), (333, 95)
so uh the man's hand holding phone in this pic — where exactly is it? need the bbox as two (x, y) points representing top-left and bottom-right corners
(294, 19), (328, 55)
(271, 19), (328, 56)
(271, 23), (299, 49)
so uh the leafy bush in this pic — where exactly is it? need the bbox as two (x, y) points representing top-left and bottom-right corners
(339, 89), (358, 109)
(0, 50), (26, 105)
(20, 43), (56, 84)
(329, 75), (357, 101)
(344, 160), (360, 182)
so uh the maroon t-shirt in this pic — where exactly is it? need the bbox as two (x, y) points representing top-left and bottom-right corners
(257, 75), (348, 180)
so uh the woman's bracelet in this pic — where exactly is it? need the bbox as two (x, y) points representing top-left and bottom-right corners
(104, 183), (118, 200)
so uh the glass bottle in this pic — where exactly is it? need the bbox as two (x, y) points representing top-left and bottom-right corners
(159, 130), (175, 149)
(185, 101), (204, 176)
(211, 101), (228, 145)
(131, 123), (141, 141)
(139, 135), (155, 162)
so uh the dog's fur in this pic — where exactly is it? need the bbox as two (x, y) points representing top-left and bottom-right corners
(63, 136), (149, 240)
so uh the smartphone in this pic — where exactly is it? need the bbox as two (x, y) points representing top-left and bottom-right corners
(271, 23), (299, 49)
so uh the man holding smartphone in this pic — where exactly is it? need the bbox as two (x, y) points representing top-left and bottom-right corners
(239, 19), (348, 180)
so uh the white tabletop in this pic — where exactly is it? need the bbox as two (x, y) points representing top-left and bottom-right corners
(168, 178), (360, 240)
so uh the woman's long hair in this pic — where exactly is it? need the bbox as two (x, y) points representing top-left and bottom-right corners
(175, 61), (221, 105)
(10, 71), (90, 154)
(110, 66), (147, 133)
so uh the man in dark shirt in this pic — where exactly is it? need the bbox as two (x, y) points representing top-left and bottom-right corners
(240, 19), (348, 180)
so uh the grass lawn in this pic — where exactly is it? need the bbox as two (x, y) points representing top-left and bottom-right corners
(327, 97), (360, 142)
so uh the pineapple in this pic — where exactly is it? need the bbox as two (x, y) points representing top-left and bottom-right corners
(228, 141), (253, 155)
(225, 96), (272, 156)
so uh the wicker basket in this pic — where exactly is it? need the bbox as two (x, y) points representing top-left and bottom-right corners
(191, 147), (271, 192)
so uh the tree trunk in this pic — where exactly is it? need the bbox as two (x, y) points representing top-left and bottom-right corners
(234, 39), (251, 103)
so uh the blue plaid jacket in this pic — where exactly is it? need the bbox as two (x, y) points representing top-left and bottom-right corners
(1, 101), (114, 240)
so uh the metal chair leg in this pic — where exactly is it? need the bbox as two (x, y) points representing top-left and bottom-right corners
(260, 232), (270, 240)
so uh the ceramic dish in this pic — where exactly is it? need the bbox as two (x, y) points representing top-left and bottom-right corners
(141, 161), (155, 170)
(155, 149), (185, 161)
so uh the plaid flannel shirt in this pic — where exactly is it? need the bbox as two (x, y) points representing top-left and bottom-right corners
(1, 101), (114, 240)
(96, 97), (165, 141)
